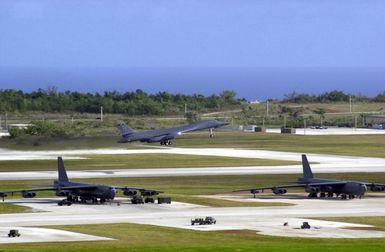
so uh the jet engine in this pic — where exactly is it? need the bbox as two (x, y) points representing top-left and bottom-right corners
(140, 190), (160, 196)
(55, 190), (69, 197)
(22, 191), (36, 198)
(370, 185), (385, 192)
(123, 189), (137, 196)
(305, 186), (320, 194)
(272, 188), (287, 195)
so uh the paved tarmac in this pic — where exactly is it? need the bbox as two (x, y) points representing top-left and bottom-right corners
(266, 127), (385, 135)
(0, 226), (113, 244)
(0, 195), (384, 243)
(0, 146), (384, 243)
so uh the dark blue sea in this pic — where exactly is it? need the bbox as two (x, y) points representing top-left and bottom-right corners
(0, 67), (384, 100)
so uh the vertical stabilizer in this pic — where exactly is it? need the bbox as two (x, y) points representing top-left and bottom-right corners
(302, 154), (313, 179)
(117, 122), (135, 136)
(58, 157), (69, 182)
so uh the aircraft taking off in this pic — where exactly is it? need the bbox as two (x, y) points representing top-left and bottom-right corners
(234, 154), (385, 199)
(0, 157), (162, 203)
(117, 119), (228, 145)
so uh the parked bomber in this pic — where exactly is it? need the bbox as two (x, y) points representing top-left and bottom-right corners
(117, 119), (228, 145)
(234, 154), (385, 199)
(0, 157), (162, 204)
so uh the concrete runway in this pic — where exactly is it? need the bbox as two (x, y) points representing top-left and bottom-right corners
(1, 195), (385, 243)
(0, 147), (384, 180)
(0, 147), (385, 243)
(0, 226), (113, 244)
(266, 127), (385, 135)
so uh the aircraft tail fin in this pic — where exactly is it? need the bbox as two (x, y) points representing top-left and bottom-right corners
(117, 122), (135, 136)
(302, 154), (313, 179)
(58, 157), (69, 182)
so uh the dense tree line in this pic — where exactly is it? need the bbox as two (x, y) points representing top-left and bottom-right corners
(283, 90), (385, 103)
(0, 88), (243, 115)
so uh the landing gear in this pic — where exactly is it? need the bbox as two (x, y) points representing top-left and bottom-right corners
(144, 197), (154, 203)
(209, 128), (214, 138)
(66, 195), (80, 202)
(308, 193), (318, 198)
(341, 194), (347, 200)
(320, 192), (326, 198)
(160, 140), (172, 146)
(327, 192), (334, 198)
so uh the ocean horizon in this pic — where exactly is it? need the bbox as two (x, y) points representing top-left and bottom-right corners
(0, 66), (384, 101)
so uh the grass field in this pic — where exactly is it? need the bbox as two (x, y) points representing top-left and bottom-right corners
(0, 203), (31, 214)
(0, 222), (384, 252)
(175, 132), (385, 157)
(1, 130), (385, 250)
(2, 132), (385, 158)
(0, 154), (300, 172)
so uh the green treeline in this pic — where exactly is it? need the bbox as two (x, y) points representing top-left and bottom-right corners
(0, 88), (243, 115)
(283, 90), (385, 103)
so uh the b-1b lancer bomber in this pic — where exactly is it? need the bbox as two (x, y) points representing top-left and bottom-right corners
(0, 157), (162, 204)
(235, 154), (385, 199)
(117, 119), (228, 145)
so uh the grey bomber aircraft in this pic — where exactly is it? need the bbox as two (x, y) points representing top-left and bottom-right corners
(235, 154), (385, 199)
(0, 157), (162, 203)
(117, 119), (228, 145)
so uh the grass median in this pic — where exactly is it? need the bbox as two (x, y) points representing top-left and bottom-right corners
(0, 153), (300, 172)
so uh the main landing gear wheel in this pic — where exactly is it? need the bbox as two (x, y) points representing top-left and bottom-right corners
(160, 140), (172, 146)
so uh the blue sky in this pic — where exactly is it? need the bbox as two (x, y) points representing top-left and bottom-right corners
(0, 1), (385, 99)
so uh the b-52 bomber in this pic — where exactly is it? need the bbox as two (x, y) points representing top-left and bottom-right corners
(235, 154), (385, 199)
(117, 119), (228, 145)
(0, 157), (162, 204)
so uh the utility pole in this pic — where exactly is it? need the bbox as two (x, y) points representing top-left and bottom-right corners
(349, 96), (352, 113)
(304, 118), (307, 135)
(266, 100), (269, 117)
(184, 103), (187, 114)
(100, 106), (103, 122)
